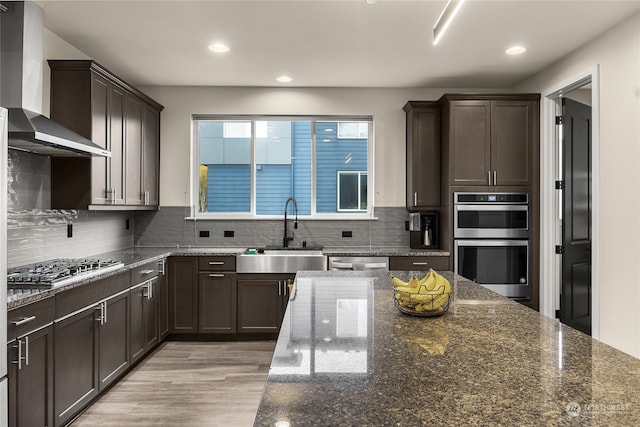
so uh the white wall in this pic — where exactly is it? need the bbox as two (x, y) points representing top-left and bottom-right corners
(137, 86), (478, 208)
(516, 12), (640, 357)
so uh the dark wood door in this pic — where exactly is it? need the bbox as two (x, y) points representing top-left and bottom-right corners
(491, 100), (536, 186)
(90, 73), (110, 205)
(108, 84), (127, 204)
(142, 106), (160, 206)
(237, 274), (294, 333)
(130, 283), (146, 363)
(199, 272), (237, 333)
(560, 97), (592, 335)
(448, 100), (491, 186)
(168, 257), (198, 333)
(404, 102), (440, 209)
(99, 292), (129, 390)
(125, 94), (144, 205)
(158, 260), (169, 339)
(8, 326), (54, 427)
(144, 279), (160, 348)
(54, 305), (100, 427)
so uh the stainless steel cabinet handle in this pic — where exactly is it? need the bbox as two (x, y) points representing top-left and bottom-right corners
(493, 170), (497, 186)
(208, 261), (225, 265)
(209, 273), (225, 278)
(24, 336), (29, 367)
(95, 304), (105, 325)
(12, 315), (36, 326)
(13, 339), (26, 370)
(148, 282), (153, 300)
(412, 262), (428, 266)
(414, 192), (418, 206)
(140, 269), (155, 275)
(143, 191), (150, 205)
(487, 171), (492, 185)
(159, 259), (166, 275)
(103, 302), (107, 324)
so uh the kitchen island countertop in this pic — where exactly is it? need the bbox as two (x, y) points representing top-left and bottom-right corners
(253, 270), (640, 426)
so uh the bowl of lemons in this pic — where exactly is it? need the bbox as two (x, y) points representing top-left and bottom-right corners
(391, 269), (451, 317)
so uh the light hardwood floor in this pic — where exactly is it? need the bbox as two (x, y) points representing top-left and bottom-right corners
(72, 341), (276, 427)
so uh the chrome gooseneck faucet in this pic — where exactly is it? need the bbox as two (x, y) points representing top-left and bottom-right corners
(283, 197), (298, 248)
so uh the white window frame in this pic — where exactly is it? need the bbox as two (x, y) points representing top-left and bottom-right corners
(190, 115), (375, 220)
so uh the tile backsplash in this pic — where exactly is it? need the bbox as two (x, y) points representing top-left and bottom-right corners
(134, 206), (412, 249)
(7, 150), (133, 268)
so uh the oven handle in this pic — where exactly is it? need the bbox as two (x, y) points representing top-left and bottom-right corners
(454, 204), (528, 211)
(454, 239), (529, 247)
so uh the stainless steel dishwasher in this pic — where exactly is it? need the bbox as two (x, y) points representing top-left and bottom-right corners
(328, 256), (389, 271)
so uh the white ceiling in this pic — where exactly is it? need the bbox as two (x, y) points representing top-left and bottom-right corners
(36, 0), (640, 88)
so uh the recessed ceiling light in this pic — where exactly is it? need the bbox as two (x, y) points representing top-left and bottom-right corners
(276, 75), (293, 83)
(365, 0), (378, 4)
(506, 46), (526, 55)
(208, 42), (230, 53)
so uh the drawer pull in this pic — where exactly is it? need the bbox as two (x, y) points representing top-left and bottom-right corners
(140, 269), (155, 275)
(208, 261), (225, 265)
(209, 273), (225, 278)
(12, 315), (36, 326)
(412, 262), (428, 266)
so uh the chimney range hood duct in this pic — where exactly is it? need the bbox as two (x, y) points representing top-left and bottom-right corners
(0, 1), (110, 157)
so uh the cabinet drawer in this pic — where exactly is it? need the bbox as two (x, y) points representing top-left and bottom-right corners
(55, 271), (130, 319)
(131, 259), (163, 284)
(198, 256), (236, 272)
(389, 256), (450, 271)
(8, 297), (55, 341)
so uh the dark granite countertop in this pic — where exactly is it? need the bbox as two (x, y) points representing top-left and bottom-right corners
(7, 246), (448, 309)
(253, 270), (640, 426)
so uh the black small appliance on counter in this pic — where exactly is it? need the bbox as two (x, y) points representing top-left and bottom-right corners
(409, 212), (439, 249)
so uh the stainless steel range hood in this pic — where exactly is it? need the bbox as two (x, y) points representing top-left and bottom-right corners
(0, 1), (110, 157)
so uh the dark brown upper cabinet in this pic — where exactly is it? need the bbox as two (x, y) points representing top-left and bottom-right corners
(440, 94), (540, 188)
(48, 60), (163, 210)
(403, 101), (441, 210)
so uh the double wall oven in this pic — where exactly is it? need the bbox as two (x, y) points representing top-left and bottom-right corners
(453, 192), (530, 299)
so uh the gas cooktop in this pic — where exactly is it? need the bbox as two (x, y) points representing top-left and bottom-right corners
(7, 258), (124, 289)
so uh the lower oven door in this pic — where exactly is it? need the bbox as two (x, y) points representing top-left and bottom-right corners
(454, 239), (530, 299)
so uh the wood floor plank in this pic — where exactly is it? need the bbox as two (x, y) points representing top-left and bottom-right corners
(71, 340), (276, 427)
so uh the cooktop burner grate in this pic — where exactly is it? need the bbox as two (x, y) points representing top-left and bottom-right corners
(7, 258), (124, 289)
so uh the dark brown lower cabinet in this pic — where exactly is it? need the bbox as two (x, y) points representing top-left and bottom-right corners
(98, 291), (130, 390)
(237, 274), (294, 334)
(168, 257), (198, 333)
(198, 272), (237, 333)
(54, 289), (130, 427)
(8, 325), (54, 427)
(158, 259), (169, 339)
(130, 278), (159, 364)
(54, 304), (100, 427)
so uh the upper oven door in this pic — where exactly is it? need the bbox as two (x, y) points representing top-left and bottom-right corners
(454, 204), (529, 239)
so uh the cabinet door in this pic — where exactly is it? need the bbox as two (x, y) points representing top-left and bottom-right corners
(99, 292), (129, 390)
(237, 274), (294, 334)
(449, 101), (491, 186)
(125, 95), (144, 205)
(8, 326), (54, 427)
(404, 102), (440, 209)
(90, 73), (110, 205)
(158, 260), (169, 339)
(142, 105), (160, 207)
(199, 272), (237, 333)
(130, 283), (146, 363)
(144, 279), (160, 348)
(54, 306), (99, 427)
(108, 84), (127, 204)
(168, 257), (198, 333)
(491, 100), (537, 186)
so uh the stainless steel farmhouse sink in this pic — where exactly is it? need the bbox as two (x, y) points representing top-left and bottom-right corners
(236, 247), (327, 273)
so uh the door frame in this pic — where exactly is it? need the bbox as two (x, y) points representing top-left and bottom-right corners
(539, 65), (600, 339)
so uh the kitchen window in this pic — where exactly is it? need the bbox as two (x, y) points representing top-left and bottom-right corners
(192, 115), (373, 218)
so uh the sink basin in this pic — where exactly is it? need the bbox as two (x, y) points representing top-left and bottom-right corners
(237, 248), (327, 273)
